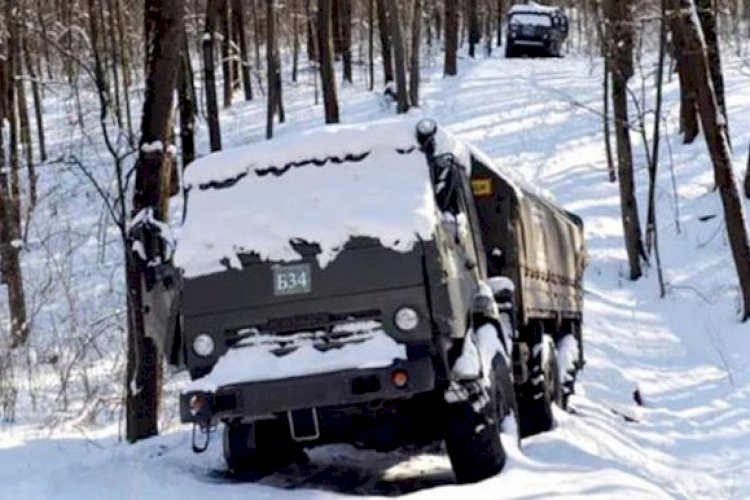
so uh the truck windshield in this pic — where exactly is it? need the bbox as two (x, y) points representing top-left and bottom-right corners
(509, 13), (553, 27)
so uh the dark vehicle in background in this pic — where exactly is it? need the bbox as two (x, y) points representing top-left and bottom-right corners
(138, 119), (587, 485)
(506, 2), (569, 58)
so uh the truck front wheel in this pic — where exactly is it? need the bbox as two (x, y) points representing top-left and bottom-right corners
(223, 418), (304, 476)
(444, 354), (513, 484)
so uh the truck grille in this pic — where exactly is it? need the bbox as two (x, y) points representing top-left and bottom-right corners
(225, 310), (383, 357)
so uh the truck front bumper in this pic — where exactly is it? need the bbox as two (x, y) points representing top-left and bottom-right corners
(180, 357), (435, 424)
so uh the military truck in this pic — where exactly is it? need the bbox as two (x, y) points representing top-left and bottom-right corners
(506, 2), (569, 58)
(135, 118), (586, 484)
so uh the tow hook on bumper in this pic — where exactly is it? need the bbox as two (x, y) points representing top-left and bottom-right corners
(185, 392), (215, 453)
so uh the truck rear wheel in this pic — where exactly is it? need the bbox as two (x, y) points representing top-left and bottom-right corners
(223, 418), (304, 475)
(557, 330), (581, 410)
(444, 354), (513, 484)
(516, 325), (557, 437)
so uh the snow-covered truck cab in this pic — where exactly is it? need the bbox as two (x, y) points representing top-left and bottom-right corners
(506, 2), (569, 58)
(163, 119), (516, 483)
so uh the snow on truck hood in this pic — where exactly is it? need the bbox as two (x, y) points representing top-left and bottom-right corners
(174, 119), (439, 278)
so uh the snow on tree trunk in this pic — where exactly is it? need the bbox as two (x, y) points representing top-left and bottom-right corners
(127, 0), (184, 443)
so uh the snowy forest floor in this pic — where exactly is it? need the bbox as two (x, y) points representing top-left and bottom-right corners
(3, 50), (750, 499)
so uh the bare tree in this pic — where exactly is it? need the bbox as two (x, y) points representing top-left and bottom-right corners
(468, 0), (480, 57)
(221, 0), (234, 108)
(605, 0), (645, 280)
(409, 0), (423, 106)
(497, 0), (505, 46)
(266, 0), (278, 138)
(696, 0), (726, 121)
(126, 0), (184, 442)
(318, 0), (340, 123)
(387, 0), (409, 113)
(674, 0), (750, 320)
(669, 6), (700, 143)
(445, 0), (458, 75)
(232, 0), (254, 100)
(646, 0), (668, 298)
(203, 0), (223, 151)
(178, 38), (196, 167)
(0, 0), (30, 348)
(338, 0), (353, 83)
(376, 0), (395, 84)
(368, 0), (375, 90)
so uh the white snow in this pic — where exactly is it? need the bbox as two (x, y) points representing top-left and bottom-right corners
(508, 2), (562, 16)
(509, 13), (554, 27)
(184, 321), (407, 392)
(6, 36), (750, 500)
(140, 140), (164, 153)
(174, 119), (439, 277)
(556, 333), (579, 385)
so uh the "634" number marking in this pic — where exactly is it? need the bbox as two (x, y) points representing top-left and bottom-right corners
(273, 264), (312, 296)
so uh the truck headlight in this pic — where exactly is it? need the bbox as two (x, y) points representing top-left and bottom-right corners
(395, 307), (419, 331)
(192, 333), (215, 357)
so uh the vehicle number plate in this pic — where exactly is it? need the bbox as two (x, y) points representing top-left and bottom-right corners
(273, 264), (312, 296)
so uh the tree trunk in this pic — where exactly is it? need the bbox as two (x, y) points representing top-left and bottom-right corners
(127, 0), (184, 443)
(338, 0), (353, 83)
(675, 0), (750, 320)
(178, 39), (196, 168)
(497, 0), (504, 46)
(106, 0), (124, 131)
(252, 0), (262, 71)
(696, 0), (727, 121)
(115, 0), (135, 144)
(669, 8), (700, 144)
(203, 0), (223, 151)
(368, 0), (375, 90)
(445, 0), (458, 75)
(606, 0), (644, 281)
(15, 48), (35, 209)
(232, 0), (254, 100)
(468, 0), (480, 58)
(221, 0), (233, 108)
(1, 0), (29, 349)
(376, 0), (394, 84)
(318, 0), (340, 123)
(603, 58), (616, 183)
(266, 0), (277, 138)
(409, 0), (422, 106)
(22, 35), (46, 163)
(292, 0), (300, 82)
(387, 0), (409, 113)
(646, 0), (668, 298)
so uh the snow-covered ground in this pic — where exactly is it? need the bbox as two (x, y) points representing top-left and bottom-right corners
(3, 50), (750, 499)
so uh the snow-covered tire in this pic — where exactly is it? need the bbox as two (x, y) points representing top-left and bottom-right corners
(556, 332), (580, 410)
(505, 43), (518, 58)
(223, 418), (303, 475)
(444, 354), (512, 484)
(516, 324), (555, 438)
(543, 337), (562, 408)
